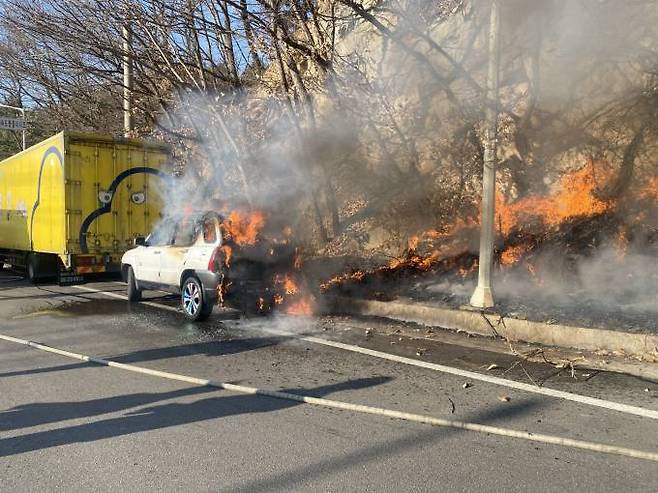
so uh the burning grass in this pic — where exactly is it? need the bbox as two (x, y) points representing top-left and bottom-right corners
(320, 162), (657, 309)
(496, 162), (611, 236)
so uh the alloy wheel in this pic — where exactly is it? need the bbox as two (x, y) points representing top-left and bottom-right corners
(182, 280), (201, 316)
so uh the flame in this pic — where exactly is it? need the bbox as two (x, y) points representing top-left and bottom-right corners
(283, 274), (299, 295)
(500, 243), (533, 266)
(273, 273), (300, 295)
(286, 297), (314, 315)
(319, 162), (654, 295)
(389, 248), (441, 271)
(270, 272), (315, 314)
(216, 274), (231, 305)
(211, 206), (312, 315)
(319, 270), (366, 291)
(222, 210), (265, 245)
(496, 163), (610, 236)
(221, 245), (233, 268)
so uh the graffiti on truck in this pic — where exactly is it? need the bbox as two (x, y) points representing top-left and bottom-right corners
(78, 166), (168, 253)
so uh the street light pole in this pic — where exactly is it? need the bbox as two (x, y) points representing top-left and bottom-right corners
(21, 107), (25, 150)
(470, 0), (501, 309)
(0, 102), (26, 150)
(123, 1), (134, 137)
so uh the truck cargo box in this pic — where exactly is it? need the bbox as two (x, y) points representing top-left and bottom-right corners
(0, 131), (170, 280)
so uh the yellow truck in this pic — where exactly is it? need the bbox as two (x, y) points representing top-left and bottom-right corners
(0, 131), (170, 283)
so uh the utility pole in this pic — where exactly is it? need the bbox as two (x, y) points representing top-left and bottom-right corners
(0, 102), (26, 151)
(123, 1), (134, 137)
(21, 108), (25, 150)
(470, 0), (501, 309)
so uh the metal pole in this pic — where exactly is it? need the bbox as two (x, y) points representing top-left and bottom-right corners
(20, 108), (26, 150)
(470, 0), (501, 309)
(123, 1), (134, 137)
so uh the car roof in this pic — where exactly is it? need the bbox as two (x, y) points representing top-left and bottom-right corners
(161, 211), (223, 223)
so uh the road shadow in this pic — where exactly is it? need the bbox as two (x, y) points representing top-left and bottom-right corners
(0, 377), (391, 457)
(0, 337), (288, 379)
(0, 386), (217, 432)
(227, 397), (545, 493)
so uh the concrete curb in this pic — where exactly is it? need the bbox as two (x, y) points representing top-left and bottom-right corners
(325, 296), (658, 360)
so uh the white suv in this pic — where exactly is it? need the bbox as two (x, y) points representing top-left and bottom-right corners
(121, 212), (224, 321)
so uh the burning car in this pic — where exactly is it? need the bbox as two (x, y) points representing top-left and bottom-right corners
(121, 210), (304, 321)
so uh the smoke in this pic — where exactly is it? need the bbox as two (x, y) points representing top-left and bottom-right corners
(145, 0), (658, 323)
(493, 247), (658, 313)
(577, 249), (658, 313)
(501, 0), (658, 109)
(158, 93), (306, 213)
(154, 88), (362, 244)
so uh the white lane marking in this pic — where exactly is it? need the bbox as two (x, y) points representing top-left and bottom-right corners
(72, 285), (658, 420)
(1, 332), (656, 463)
(294, 334), (658, 420)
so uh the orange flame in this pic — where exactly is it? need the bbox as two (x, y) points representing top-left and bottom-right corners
(500, 243), (533, 266)
(319, 162), (650, 293)
(283, 274), (299, 295)
(496, 163), (610, 236)
(216, 274), (231, 305)
(221, 245), (233, 268)
(286, 297), (314, 315)
(274, 273), (300, 295)
(222, 210), (265, 245)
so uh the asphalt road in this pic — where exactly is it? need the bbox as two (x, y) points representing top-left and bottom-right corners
(1, 267), (657, 492)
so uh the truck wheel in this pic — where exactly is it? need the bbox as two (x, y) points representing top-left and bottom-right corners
(181, 276), (213, 321)
(126, 266), (142, 302)
(27, 254), (39, 284)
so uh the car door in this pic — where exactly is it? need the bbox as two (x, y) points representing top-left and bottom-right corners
(183, 215), (221, 270)
(158, 216), (199, 287)
(136, 219), (174, 283)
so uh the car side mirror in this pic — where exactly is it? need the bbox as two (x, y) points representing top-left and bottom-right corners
(134, 236), (147, 247)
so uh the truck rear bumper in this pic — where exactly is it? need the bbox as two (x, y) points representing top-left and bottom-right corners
(74, 256), (120, 274)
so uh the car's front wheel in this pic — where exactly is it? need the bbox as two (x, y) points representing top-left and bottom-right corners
(126, 266), (142, 302)
(181, 276), (213, 321)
